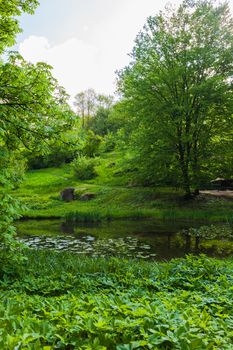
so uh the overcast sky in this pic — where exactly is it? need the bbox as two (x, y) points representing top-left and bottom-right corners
(15, 0), (233, 103)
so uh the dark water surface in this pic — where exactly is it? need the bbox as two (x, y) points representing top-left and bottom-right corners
(16, 219), (233, 260)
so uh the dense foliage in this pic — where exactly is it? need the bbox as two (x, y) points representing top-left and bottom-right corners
(1, 252), (233, 349)
(0, 1), (73, 270)
(71, 156), (98, 180)
(74, 89), (114, 128)
(0, 0), (39, 54)
(118, 0), (233, 195)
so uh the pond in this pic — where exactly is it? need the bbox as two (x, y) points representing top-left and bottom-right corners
(16, 219), (233, 260)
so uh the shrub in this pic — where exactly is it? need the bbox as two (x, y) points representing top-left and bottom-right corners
(100, 132), (116, 152)
(26, 146), (77, 170)
(71, 156), (98, 180)
(82, 130), (102, 157)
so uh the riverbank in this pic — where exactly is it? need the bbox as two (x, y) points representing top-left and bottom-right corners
(14, 159), (233, 222)
(1, 251), (233, 349)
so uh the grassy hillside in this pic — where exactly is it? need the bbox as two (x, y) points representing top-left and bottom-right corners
(13, 153), (233, 222)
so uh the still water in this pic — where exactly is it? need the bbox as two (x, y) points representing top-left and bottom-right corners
(16, 219), (233, 260)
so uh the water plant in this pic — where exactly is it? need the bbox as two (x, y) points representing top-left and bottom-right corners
(182, 224), (233, 240)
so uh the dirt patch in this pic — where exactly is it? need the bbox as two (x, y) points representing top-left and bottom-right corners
(200, 190), (233, 200)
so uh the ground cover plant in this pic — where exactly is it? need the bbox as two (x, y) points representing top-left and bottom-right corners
(0, 252), (233, 349)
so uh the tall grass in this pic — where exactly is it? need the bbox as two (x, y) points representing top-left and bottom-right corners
(64, 208), (149, 222)
(65, 210), (104, 223)
(21, 249), (158, 276)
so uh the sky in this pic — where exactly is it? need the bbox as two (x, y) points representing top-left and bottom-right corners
(15, 0), (233, 104)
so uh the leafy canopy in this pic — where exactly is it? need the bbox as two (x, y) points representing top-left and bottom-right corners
(0, 0), (39, 53)
(118, 0), (233, 195)
(0, 0), (74, 273)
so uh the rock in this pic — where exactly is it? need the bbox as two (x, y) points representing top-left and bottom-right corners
(60, 188), (75, 201)
(79, 192), (95, 201)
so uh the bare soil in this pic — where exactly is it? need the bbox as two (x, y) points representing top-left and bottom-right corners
(200, 190), (233, 200)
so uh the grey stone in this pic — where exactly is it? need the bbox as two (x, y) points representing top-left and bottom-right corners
(60, 188), (75, 201)
(79, 192), (95, 201)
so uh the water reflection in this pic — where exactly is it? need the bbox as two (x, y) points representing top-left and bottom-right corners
(16, 219), (233, 260)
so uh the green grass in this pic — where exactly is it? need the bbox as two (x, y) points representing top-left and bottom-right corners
(13, 152), (233, 222)
(1, 252), (233, 349)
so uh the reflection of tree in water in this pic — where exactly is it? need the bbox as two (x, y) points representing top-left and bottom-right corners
(18, 220), (233, 259)
(184, 233), (200, 253)
(195, 237), (200, 252)
(184, 234), (191, 253)
(167, 234), (171, 250)
(180, 225), (233, 256)
(60, 222), (75, 235)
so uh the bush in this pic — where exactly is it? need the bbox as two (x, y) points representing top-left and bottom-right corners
(100, 132), (116, 152)
(82, 130), (102, 157)
(26, 146), (77, 170)
(71, 156), (98, 180)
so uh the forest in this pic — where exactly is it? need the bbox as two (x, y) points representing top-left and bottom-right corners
(0, 0), (233, 349)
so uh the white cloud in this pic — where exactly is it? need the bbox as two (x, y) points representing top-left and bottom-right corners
(18, 0), (231, 107)
(17, 0), (184, 105)
(19, 35), (115, 103)
(83, 25), (89, 32)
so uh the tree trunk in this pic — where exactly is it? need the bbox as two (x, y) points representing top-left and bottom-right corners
(183, 170), (191, 198)
(178, 140), (191, 198)
(192, 130), (200, 196)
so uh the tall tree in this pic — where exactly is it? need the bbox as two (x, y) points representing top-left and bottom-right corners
(0, 1), (73, 274)
(0, 0), (39, 54)
(74, 89), (114, 128)
(74, 88), (97, 127)
(96, 94), (114, 109)
(118, 0), (233, 196)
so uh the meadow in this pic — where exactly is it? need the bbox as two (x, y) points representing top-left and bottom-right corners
(14, 153), (233, 223)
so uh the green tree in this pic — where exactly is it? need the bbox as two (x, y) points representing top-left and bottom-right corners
(87, 107), (111, 136)
(96, 93), (114, 109)
(0, 0), (39, 53)
(74, 88), (97, 127)
(0, 1), (73, 274)
(74, 89), (114, 128)
(118, 0), (233, 196)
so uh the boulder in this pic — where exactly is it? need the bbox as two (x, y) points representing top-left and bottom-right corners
(60, 188), (75, 201)
(79, 192), (95, 201)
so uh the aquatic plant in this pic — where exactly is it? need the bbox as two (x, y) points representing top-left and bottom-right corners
(182, 224), (233, 240)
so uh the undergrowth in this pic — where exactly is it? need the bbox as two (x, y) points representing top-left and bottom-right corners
(1, 251), (233, 349)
